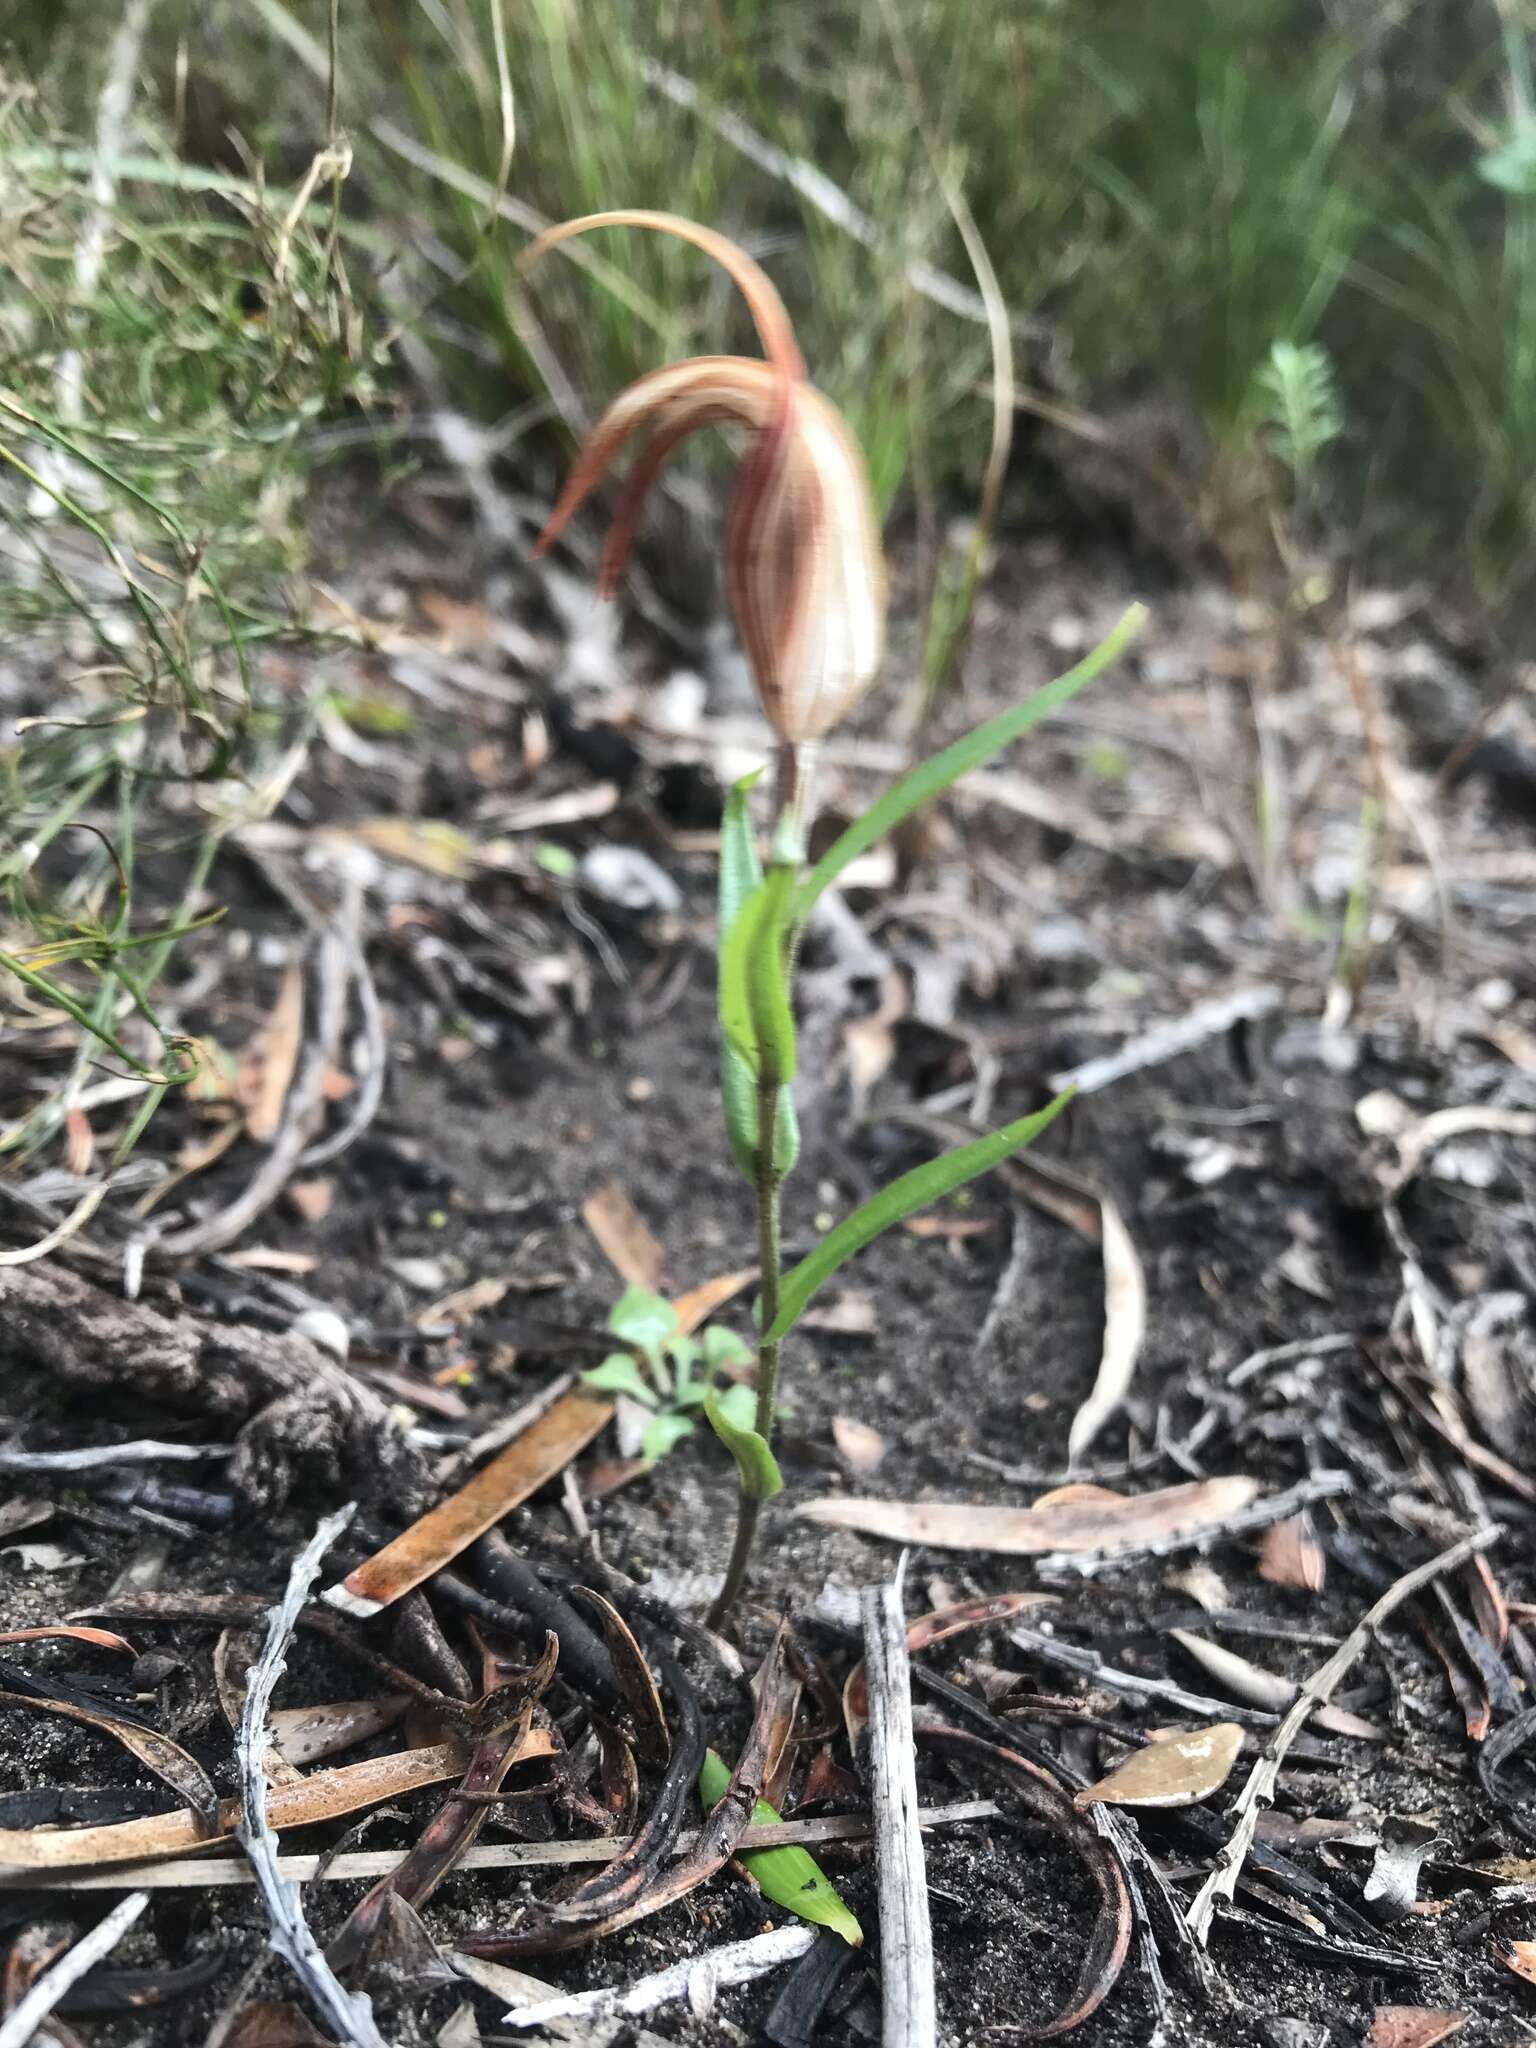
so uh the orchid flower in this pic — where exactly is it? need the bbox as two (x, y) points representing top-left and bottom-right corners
(521, 210), (886, 750)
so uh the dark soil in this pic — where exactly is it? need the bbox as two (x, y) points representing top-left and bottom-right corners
(4, 512), (1536, 2047)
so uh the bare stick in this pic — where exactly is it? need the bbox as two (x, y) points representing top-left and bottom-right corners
(9, 1798), (1002, 1893)
(1048, 984), (1283, 1097)
(862, 1579), (937, 2048)
(237, 1504), (387, 2048)
(503, 1925), (816, 2027)
(1185, 1523), (1499, 1945)
(0, 1889), (147, 2048)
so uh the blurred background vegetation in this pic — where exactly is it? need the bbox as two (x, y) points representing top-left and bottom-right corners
(8, 0), (1536, 615)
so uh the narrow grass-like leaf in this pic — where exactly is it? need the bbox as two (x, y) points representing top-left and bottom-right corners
(765, 1092), (1074, 1342)
(705, 1390), (783, 1500)
(794, 606), (1146, 922)
(697, 1749), (862, 1944)
(719, 869), (797, 1085)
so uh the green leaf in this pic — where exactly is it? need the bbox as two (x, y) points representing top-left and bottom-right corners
(719, 869), (797, 1085)
(765, 1091), (1074, 1342)
(581, 1355), (659, 1407)
(606, 1285), (679, 1361)
(1479, 123), (1536, 195)
(705, 1388), (783, 1500)
(723, 1047), (800, 1182)
(719, 769), (765, 932)
(703, 1325), (753, 1370)
(641, 1412), (695, 1462)
(794, 606), (1146, 923)
(697, 1749), (862, 1945)
(720, 775), (767, 1179)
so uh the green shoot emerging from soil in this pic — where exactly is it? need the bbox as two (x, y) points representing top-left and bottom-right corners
(525, 213), (1146, 1621)
(582, 1285), (757, 1468)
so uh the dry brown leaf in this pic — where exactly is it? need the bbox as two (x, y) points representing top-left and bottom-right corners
(221, 2000), (332, 2048)
(796, 1476), (1260, 1557)
(1498, 1938), (1536, 1986)
(418, 591), (499, 649)
(1073, 1724), (1243, 1811)
(324, 1391), (613, 1616)
(1165, 1562), (1230, 1612)
(286, 1179), (335, 1224)
(0, 1739), (548, 1872)
(1257, 1512), (1326, 1593)
(64, 1107), (93, 1176)
(581, 1182), (665, 1291)
(0, 1626), (135, 1655)
(270, 1696), (411, 1768)
(831, 1416), (887, 1476)
(237, 962), (304, 1143)
(1364, 2010), (1467, 2048)
(1169, 1630), (1380, 1739)
(1033, 1483), (1124, 1509)
(669, 1268), (757, 1336)
(416, 1277), (511, 1331)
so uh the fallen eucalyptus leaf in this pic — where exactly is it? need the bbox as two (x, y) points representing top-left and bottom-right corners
(1073, 1725), (1243, 1812)
(796, 1476), (1260, 1556)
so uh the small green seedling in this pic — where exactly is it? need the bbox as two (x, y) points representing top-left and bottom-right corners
(697, 1748), (861, 1945)
(581, 1285), (760, 1468)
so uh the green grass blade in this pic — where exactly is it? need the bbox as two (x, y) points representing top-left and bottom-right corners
(794, 605), (1147, 922)
(697, 1749), (862, 1945)
(765, 1091), (1074, 1342)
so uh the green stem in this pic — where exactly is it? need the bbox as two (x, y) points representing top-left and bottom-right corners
(708, 1067), (784, 1628)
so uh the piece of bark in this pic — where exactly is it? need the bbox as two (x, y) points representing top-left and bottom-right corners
(860, 1582), (936, 2048)
(0, 1265), (427, 1511)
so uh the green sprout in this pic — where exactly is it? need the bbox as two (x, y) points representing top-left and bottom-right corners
(581, 1286), (759, 1468)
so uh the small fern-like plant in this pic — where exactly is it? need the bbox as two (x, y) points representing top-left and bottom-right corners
(1254, 339), (1343, 515)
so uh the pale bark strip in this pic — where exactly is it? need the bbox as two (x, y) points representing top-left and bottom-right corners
(236, 1504), (387, 2048)
(0, 1889), (147, 2048)
(503, 1925), (815, 2027)
(861, 1580), (937, 2048)
(1185, 1524), (1499, 1946)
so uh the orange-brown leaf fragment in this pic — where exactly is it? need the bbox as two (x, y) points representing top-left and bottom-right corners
(1498, 1937), (1536, 1986)
(831, 1416), (887, 1475)
(1365, 2013), (1467, 2048)
(581, 1181), (665, 1291)
(1073, 1724), (1243, 1812)
(1257, 1511), (1326, 1593)
(324, 1391), (613, 1616)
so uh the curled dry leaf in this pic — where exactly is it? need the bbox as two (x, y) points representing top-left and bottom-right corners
(1364, 2010), (1467, 2048)
(1257, 1513), (1327, 1594)
(1073, 1725), (1244, 1813)
(0, 1627), (136, 1656)
(1067, 1194), (1147, 1465)
(1168, 1632), (1381, 1741)
(796, 1475), (1260, 1557)
(830, 1416), (886, 1476)
(571, 1588), (669, 1766)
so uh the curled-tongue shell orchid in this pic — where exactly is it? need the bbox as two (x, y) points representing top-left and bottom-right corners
(521, 211), (887, 748)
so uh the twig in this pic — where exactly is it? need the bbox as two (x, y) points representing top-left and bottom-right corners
(1008, 1624), (1282, 1730)
(1184, 1523), (1500, 1945)
(1047, 985), (1284, 1097)
(0, 1889), (148, 2048)
(1226, 1332), (1355, 1387)
(861, 1579), (937, 2048)
(299, 902), (387, 1169)
(0, 1439), (229, 1472)
(503, 1925), (816, 2027)
(237, 1504), (387, 2048)
(5, 1799), (1003, 1892)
